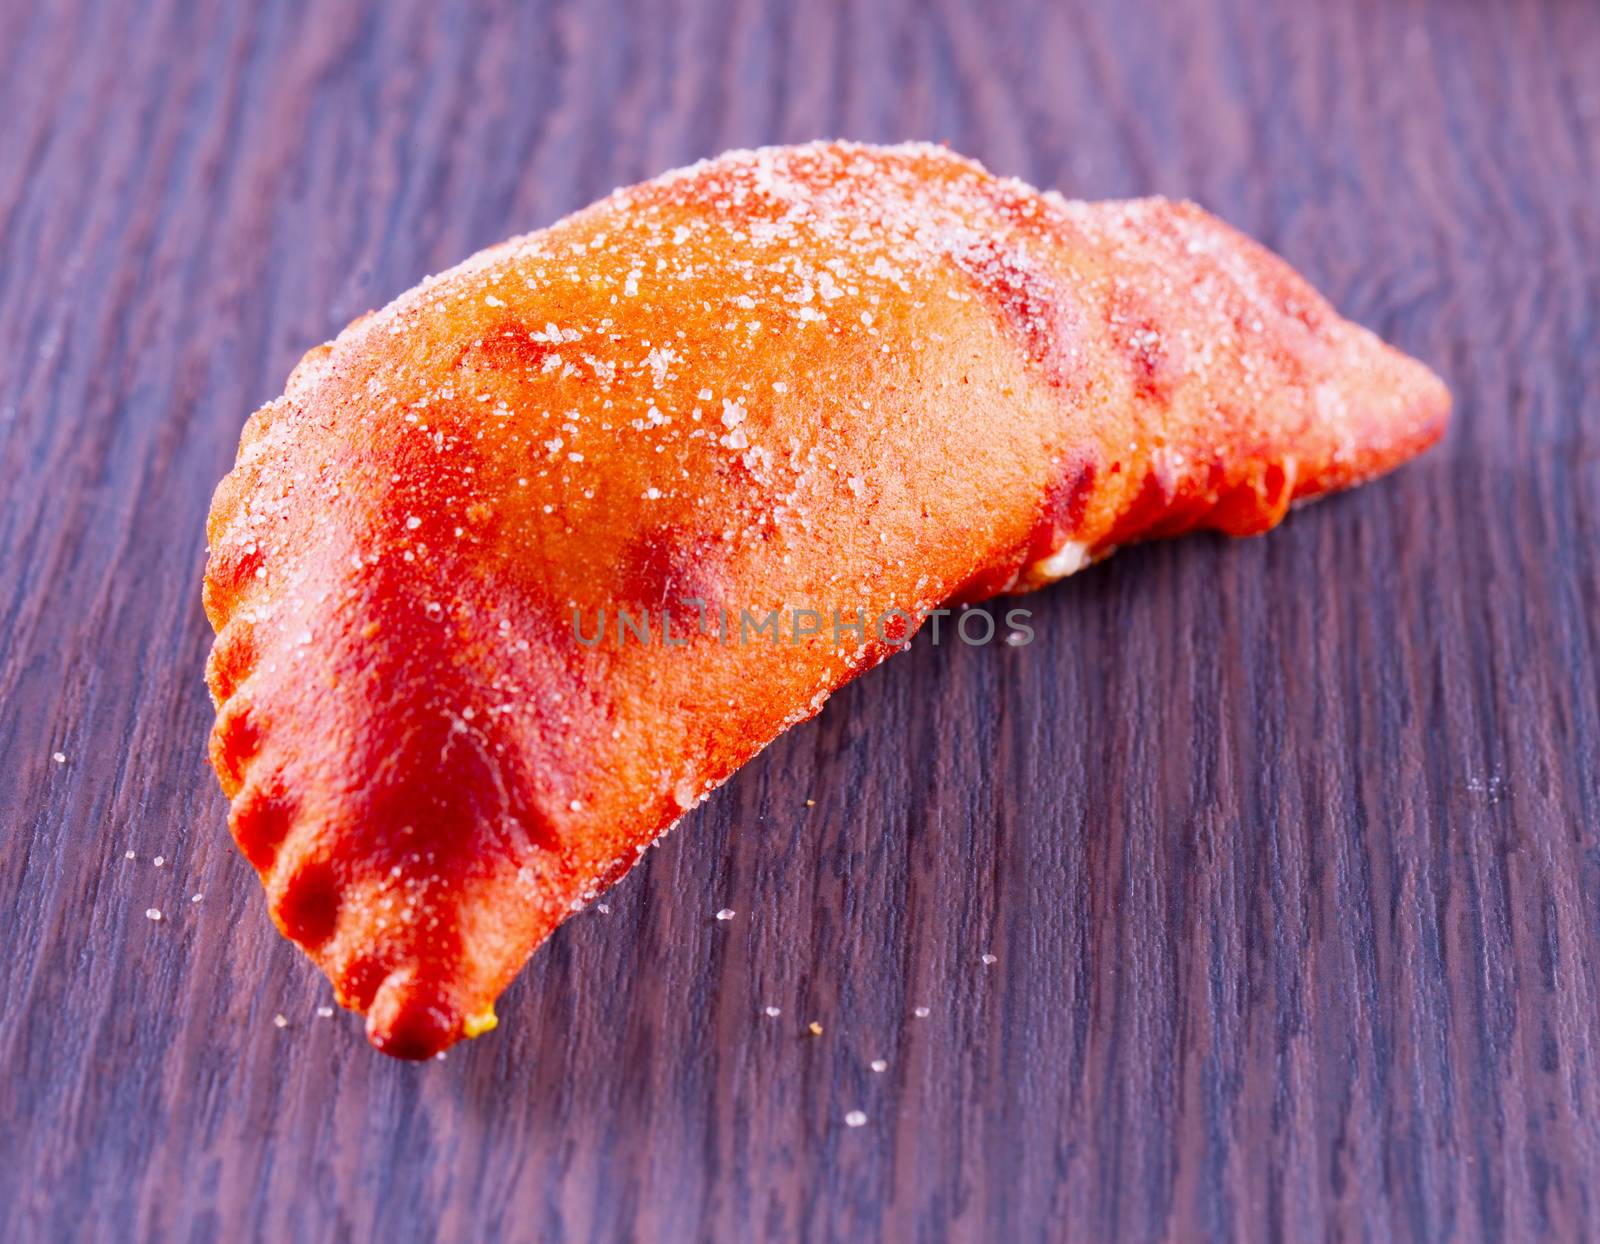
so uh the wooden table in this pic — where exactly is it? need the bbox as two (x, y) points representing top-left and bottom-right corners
(4, 1), (1596, 1239)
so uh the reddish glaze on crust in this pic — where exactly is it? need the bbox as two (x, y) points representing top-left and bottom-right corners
(203, 142), (1449, 1058)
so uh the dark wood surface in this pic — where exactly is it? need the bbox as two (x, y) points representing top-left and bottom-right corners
(3, 1), (1597, 1240)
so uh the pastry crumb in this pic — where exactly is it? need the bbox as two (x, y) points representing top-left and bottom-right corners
(870, 1059), (888, 1072)
(913, 1005), (930, 1018)
(52, 752), (66, 763)
(153, 855), (165, 868)
(144, 908), (162, 922)
(316, 1005), (334, 1018)
(191, 893), (202, 903)
(808, 1020), (823, 1036)
(981, 953), (997, 965)
(715, 907), (735, 921)
(845, 1110), (867, 1127)
(764, 1005), (781, 1018)
(272, 1013), (288, 1028)
(125, 850), (136, 861)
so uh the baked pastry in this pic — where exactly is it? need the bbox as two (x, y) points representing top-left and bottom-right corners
(204, 142), (1448, 1058)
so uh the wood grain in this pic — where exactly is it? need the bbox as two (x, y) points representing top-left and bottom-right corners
(2, 0), (1596, 1240)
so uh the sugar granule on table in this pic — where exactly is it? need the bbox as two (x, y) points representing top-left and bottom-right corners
(845, 1110), (868, 1128)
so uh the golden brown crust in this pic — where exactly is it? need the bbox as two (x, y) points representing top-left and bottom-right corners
(203, 141), (1448, 1057)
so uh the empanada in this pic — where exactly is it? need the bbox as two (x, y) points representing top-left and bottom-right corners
(204, 142), (1448, 1057)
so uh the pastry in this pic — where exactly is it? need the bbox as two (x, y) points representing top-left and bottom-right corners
(203, 142), (1448, 1057)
